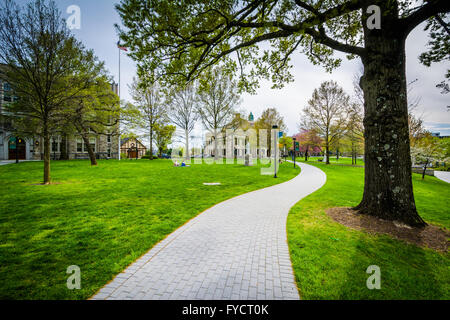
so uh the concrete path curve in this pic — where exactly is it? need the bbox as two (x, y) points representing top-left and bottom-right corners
(434, 171), (450, 183)
(91, 162), (326, 300)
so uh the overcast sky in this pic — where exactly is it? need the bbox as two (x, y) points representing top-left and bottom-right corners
(21, 0), (449, 142)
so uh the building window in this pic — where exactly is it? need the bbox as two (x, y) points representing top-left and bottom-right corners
(107, 134), (111, 143)
(77, 138), (83, 152)
(3, 83), (12, 102)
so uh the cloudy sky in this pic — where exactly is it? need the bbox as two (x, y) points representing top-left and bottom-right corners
(19, 0), (449, 141)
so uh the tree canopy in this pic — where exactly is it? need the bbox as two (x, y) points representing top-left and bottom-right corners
(115, 0), (449, 91)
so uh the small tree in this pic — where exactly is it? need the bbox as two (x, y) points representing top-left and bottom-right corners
(301, 81), (349, 164)
(197, 67), (240, 158)
(154, 122), (176, 158)
(279, 134), (293, 159)
(294, 129), (323, 161)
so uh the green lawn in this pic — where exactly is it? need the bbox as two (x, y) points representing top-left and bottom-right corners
(296, 156), (363, 166)
(0, 159), (299, 299)
(287, 160), (450, 299)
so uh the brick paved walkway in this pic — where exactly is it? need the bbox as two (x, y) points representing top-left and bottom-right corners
(434, 171), (450, 183)
(91, 162), (326, 300)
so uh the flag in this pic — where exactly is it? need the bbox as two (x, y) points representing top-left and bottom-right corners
(117, 41), (128, 51)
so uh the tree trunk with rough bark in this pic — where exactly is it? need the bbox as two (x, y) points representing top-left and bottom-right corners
(355, 12), (426, 227)
(82, 134), (97, 166)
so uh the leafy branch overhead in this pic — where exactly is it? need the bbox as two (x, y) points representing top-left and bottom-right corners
(115, 0), (449, 92)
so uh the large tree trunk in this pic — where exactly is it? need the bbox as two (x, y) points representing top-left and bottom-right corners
(185, 129), (190, 160)
(82, 134), (97, 166)
(305, 147), (308, 161)
(355, 9), (425, 227)
(43, 124), (51, 184)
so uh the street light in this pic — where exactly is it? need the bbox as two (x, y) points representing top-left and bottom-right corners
(292, 137), (296, 168)
(272, 125), (278, 178)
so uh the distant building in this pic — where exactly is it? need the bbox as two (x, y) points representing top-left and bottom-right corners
(120, 138), (147, 159)
(431, 132), (450, 139)
(0, 77), (120, 160)
(203, 112), (267, 158)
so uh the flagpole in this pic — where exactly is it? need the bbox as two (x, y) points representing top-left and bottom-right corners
(118, 44), (121, 161)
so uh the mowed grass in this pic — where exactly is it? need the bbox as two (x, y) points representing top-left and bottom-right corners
(287, 160), (450, 299)
(296, 156), (364, 166)
(0, 159), (299, 299)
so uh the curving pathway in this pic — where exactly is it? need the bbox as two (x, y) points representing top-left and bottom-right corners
(434, 171), (450, 184)
(91, 162), (326, 300)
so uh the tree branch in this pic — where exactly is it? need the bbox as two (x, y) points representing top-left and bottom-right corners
(400, 0), (450, 36)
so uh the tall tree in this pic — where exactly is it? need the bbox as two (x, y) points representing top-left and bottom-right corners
(115, 0), (450, 226)
(256, 107), (287, 156)
(302, 81), (349, 164)
(0, 0), (95, 184)
(129, 77), (166, 159)
(197, 67), (240, 158)
(168, 83), (199, 160)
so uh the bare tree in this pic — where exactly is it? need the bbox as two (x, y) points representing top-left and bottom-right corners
(301, 81), (349, 164)
(168, 83), (199, 160)
(129, 77), (166, 159)
(197, 67), (240, 158)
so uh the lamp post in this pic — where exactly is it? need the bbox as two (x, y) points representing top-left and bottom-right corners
(292, 137), (296, 168)
(272, 125), (278, 178)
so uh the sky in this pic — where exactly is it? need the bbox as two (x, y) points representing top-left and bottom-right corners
(17, 0), (450, 142)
